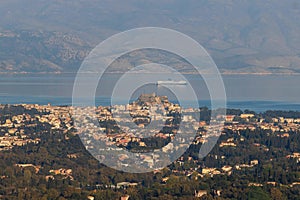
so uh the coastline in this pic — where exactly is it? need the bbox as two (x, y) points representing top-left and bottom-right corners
(1, 97), (300, 113)
(1, 71), (300, 76)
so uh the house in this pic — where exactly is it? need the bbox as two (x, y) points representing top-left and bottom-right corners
(250, 160), (259, 166)
(248, 183), (263, 187)
(8, 128), (18, 135)
(202, 168), (220, 175)
(226, 115), (235, 122)
(294, 118), (300, 123)
(120, 195), (130, 200)
(240, 114), (254, 119)
(284, 118), (294, 123)
(195, 190), (207, 198)
(219, 142), (236, 147)
(278, 133), (290, 138)
(202, 168), (216, 174)
(290, 182), (300, 187)
(215, 190), (222, 196)
(162, 177), (170, 183)
(266, 182), (276, 186)
(45, 175), (54, 182)
(49, 168), (72, 176)
(116, 182), (138, 189)
(222, 165), (232, 173)
(87, 196), (95, 200)
(15, 164), (41, 173)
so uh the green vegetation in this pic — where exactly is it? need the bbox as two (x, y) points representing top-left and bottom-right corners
(0, 106), (300, 199)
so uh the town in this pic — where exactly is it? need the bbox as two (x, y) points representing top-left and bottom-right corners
(0, 95), (300, 199)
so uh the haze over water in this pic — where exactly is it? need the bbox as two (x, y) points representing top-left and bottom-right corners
(0, 74), (300, 112)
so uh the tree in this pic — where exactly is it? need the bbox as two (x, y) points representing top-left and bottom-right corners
(24, 169), (32, 186)
(47, 188), (60, 199)
(248, 187), (271, 200)
(270, 188), (287, 200)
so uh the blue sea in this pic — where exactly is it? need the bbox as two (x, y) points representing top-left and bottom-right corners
(0, 74), (300, 113)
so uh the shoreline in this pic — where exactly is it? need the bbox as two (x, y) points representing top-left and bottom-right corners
(1, 72), (300, 76)
(1, 99), (300, 113)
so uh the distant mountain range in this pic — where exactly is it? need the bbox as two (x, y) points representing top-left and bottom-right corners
(0, 30), (90, 73)
(1, 0), (300, 74)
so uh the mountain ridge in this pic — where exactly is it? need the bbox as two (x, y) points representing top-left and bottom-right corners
(1, 0), (300, 74)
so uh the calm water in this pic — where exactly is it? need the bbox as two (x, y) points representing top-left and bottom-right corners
(0, 74), (300, 112)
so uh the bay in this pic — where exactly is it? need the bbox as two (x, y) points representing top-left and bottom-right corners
(0, 74), (300, 113)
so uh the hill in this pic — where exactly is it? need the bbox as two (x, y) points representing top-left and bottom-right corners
(1, 0), (300, 74)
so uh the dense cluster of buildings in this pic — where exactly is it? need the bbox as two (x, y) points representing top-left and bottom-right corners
(1, 95), (300, 198)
